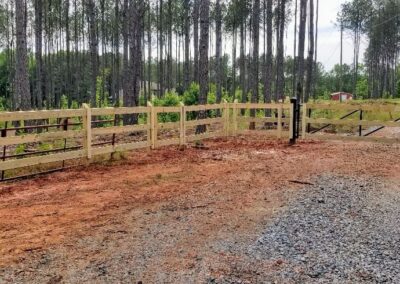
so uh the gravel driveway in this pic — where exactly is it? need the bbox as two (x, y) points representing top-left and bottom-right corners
(220, 175), (400, 283)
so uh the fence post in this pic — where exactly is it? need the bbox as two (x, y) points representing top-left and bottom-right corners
(180, 102), (186, 146)
(277, 105), (283, 139)
(147, 101), (156, 149)
(302, 103), (307, 139)
(289, 98), (297, 144)
(223, 99), (229, 137)
(359, 109), (363, 136)
(233, 99), (238, 136)
(82, 103), (92, 159)
(147, 102), (153, 149)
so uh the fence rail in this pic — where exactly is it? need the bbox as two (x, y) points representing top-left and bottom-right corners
(0, 101), (291, 177)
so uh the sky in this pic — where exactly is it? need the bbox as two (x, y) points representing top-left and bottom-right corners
(285, 0), (367, 71)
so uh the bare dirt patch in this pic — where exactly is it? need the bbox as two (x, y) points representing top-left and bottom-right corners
(0, 134), (399, 283)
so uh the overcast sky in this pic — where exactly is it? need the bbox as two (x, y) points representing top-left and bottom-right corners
(285, 0), (367, 71)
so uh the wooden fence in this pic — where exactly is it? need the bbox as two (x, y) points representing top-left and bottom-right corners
(0, 101), (292, 177)
(303, 103), (400, 144)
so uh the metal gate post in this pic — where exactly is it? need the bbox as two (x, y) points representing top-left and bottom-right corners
(289, 98), (298, 144)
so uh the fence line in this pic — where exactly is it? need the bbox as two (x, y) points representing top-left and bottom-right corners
(0, 101), (292, 176)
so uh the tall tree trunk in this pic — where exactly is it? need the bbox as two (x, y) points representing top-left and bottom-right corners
(197, 0), (209, 133)
(215, 0), (222, 105)
(240, 22), (246, 104)
(276, 0), (286, 102)
(167, 0), (173, 90)
(34, 0), (43, 109)
(123, 0), (129, 105)
(15, 0), (31, 111)
(296, 0), (308, 102)
(158, 0), (164, 96)
(305, 0), (314, 102)
(193, 0), (200, 83)
(250, 0), (260, 129)
(86, 0), (98, 106)
(312, 0), (319, 100)
(264, 0), (273, 106)
(293, 0), (298, 98)
(124, 1), (144, 124)
(114, 0), (121, 106)
(183, 0), (190, 90)
(65, 0), (71, 108)
(147, 1), (152, 100)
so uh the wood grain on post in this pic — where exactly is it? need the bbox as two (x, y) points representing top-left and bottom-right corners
(147, 102), (156, 149)
(180, 102), (186, 146)
(82, 104), (92, 159)
(223, 100), (229, 137)
(233, 99), (238, 136)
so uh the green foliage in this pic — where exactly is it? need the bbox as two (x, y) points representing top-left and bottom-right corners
(60, 95), (69, 109)
(355, 78), (369, 99)
(15, 144), (26, 155)
(96, 68), (111, 107)
(183, 83), (199, 106)
(153, 91), (181, 122)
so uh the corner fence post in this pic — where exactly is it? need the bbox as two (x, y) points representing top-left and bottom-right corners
(82, 103), (92, 159)
(180, 102), (186, 146)
(289, 98), (297, 144)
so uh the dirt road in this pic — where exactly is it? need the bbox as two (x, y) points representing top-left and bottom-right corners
(0, 134), (399, 283)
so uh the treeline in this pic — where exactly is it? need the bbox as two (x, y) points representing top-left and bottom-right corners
(339, 0), (400, 99)
(0, 0), (399, 111)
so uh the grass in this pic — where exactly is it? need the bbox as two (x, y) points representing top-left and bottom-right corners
(308, 99), (400, 133)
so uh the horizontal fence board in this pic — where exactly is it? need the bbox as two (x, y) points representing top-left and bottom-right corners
(154, 106), (181, 113)
(0, 109), (85, 122)
(0, 130), (84, 146)
(91, 107), (150, 116)
(155, 138), (180, 147)
(307, 118), (400, 128)
(0, 150), (86, 171)
(157, 121), (180, 130)
(92, 124), (149, 136)
(235, 103), (291, 110)
(185, 117), (223, 127)
(91, 141), (149, 156)
(238, 117), (291, 124)
(186, 131), (224, 142)
(185, 104), (224, 111)
(305, 133), (400, 144)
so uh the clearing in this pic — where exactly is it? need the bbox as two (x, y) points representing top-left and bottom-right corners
(0, 133), (399, 283)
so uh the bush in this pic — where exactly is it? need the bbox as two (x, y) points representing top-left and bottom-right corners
(153, 91), (181, 122)
(183, 83), (199, 106)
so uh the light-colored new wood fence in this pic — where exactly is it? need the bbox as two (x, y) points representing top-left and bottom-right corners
(0, 102), (291, 174)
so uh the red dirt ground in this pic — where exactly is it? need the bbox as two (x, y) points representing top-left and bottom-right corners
(0, 133), (399, 282)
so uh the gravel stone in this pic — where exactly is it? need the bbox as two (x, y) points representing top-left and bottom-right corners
(240, 175), (400, 283)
